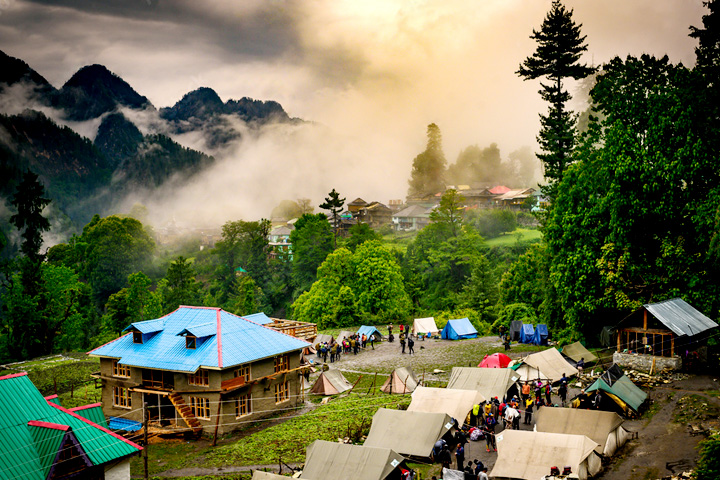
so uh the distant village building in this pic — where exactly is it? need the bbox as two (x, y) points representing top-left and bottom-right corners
(347, 197), (369, 214)
(357, 202), (393, 229)
(268, 223), (294, 260)
(392, 205), (432, 231)
(89, 306), (309, 436)
(0, 372), (142, 479)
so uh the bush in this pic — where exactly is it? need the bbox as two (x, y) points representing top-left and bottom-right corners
(466, 209), (518, 238)
(695, 431), (720, 480)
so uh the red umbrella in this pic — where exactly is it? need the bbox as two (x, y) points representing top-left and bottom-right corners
(478, 352), (512, 368)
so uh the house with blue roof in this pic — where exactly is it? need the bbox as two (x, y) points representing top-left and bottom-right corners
(88, 306), (310, 435)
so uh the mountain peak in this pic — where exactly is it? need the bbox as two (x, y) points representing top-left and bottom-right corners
(54, 64), (151, 121)
(159, 87), (225, 122)
(0, 50), (54, 94)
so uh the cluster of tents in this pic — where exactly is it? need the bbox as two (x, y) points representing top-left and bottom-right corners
(509, 320), (549, 345)
(411, 316), (479, 340)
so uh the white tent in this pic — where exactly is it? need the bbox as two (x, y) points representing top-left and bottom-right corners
(253, 472), (297, 480)
(520, 348), (578, 382)
(337, 330), (356, 342)
(301, 440), (405, 480)
(364, 409), (454, 458)
(309, 369), (353, 395)
(535, 407), (632, 457)
(380, 367), (419, 394)
(446, 367), (520, 401)
(412, 317), (439, 336)
(491, 430), (602, 480)
(408, 387), (485, 424)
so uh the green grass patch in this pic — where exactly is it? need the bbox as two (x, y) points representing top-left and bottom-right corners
(0, 353), (100, 397)
(485, 228), (541, 246)
(205, 394), (411, 467)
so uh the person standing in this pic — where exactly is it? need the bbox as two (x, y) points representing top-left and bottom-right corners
(544, 380), (552, 405)
(361, 333), (367, 349)
(408, 336), (415, 355)
(521, 381), (531, 403)
(483, 413), (497, 452)
(455, 443), (465, 471)
(558, 380), (568, 406)
(577, 357), (585, 376)
(370, 336), (375, 350)
(524, 397), (534, 425)
(438, 444), (451, 470)
(478, 467), (489, 480)
(400, 333), (406, 354)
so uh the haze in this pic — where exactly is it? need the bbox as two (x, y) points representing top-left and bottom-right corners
(0, 0), (706, 226)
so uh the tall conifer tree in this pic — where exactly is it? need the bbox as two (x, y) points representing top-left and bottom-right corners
(517, 1), (595, 196)
(408, 123), (446, 199)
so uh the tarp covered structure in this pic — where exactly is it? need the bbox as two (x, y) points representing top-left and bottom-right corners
(412, 317), (439, 336)
(535, 408), (632, 457)
(309, 369), (353, 395)
(364, 409), (455, 458)
(513, 363), (550, 382)
(586, 374), (647, 417)
(301, 440), (406, 480)
(520, 348), (578, 382)
(408, 386), (485, 424)
(491, 430), (602, 480)
(531, 323), (549, 345)
(510, 321), (523, 341)
(478, 352), (512, 368)
(519, 324), (535, 343)
(440, 318), (478, 340)
(357, 325), (382, 341)
(446, 367), (520, 401)
(380, 367), (419, 394)
(562, 341), (598, 364)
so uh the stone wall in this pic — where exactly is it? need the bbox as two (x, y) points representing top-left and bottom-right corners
(613, 352), (682, 372)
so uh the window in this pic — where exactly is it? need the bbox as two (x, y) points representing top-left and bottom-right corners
(113, 386), (132, 408)
(186, 335), (196, 349)
(275, 380), (289, 403)
(235, 394), (252, 417)
(234, 364), (251, 383)
(190, 396), (210, 420)
(188, 369), (209, 386)
(274, 354), (290, 373)
(112, 360), (130, 378)
(133, 331), (143, 344)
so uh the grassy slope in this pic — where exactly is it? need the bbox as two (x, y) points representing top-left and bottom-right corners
(484, 227), (542, 247)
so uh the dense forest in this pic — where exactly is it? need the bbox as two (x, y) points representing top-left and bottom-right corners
(1, 1), (718, 364)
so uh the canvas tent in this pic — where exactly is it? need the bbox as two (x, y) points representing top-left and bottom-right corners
(491, 430), (602, 480)
(518, 348), (578, 382)
(253, 472), (296, 480)
(510, 320), (523, 341)
(310, 369), (353, 395)
(337, 330), (356, 342)
(301, 440), (406, 480)
(446, 367), (521, 401)
(531, 323), (549, 345)
(519, 323), (535, 343)
(357, 325), (382, 341)
(412, 317), (439, 336)
(585, 374), (647, 417)
(535, 408), (632, 457)
(364, 409), (455, 458)
(408, 386), (485, 424)
(562, 341), (598, 365)
(441, 318), (478, 340)
(478, 352), (512, 368)
(381, 367), (419, 394)
(314, 334), (334, 345)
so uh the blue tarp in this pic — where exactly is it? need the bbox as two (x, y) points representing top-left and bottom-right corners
(441, 318), (478, 340)
(531, 324), (549, 345)
(357, 325), (382, 340)
(108, 417), (142, 432)
(519, 323), (535, 343)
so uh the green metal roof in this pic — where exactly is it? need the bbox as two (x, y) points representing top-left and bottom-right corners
(69, 404), (108, 428)
(0, 372), (141, 479)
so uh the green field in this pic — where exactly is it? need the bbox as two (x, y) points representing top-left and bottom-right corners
(484, 227), (542, 246)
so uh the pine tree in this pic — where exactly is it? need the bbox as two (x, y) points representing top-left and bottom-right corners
(319, 188), (345, 249)
(517, 0), (595, 196)
(408, 123), (446, 199)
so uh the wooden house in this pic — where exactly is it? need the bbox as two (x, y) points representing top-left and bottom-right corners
(89, 306), (309, 436)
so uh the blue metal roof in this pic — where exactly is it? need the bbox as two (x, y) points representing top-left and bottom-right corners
(242, 312), (274, 325)
(123, 317), (165, 334)
(178, 322), (217, 338)
(89, 307), (309, 372)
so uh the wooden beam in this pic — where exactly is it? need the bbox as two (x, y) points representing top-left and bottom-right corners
(643, 309), (647, 330)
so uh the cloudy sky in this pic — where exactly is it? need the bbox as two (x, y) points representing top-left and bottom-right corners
(0, 0), (708, 223)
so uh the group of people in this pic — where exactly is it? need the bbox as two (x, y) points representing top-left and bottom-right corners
(432, 434), (489, 480)
(314, 333), (375, 363)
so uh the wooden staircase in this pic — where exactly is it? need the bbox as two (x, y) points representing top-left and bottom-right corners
(168, 393), (203, 434)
